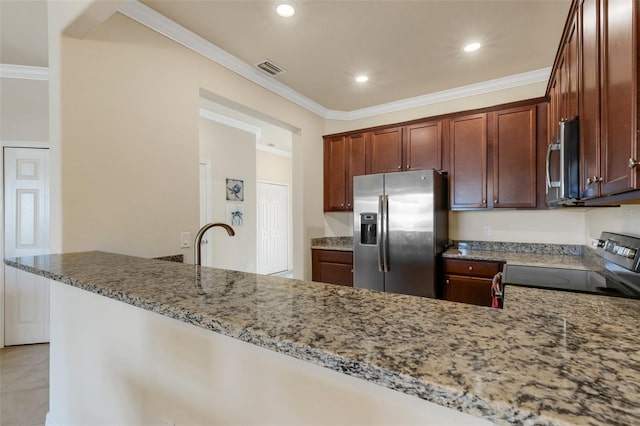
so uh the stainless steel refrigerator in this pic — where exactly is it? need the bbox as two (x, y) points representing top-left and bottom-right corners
(353, 169), (448, 298)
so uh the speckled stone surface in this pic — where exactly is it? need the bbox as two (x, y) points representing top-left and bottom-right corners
(456, 240), (584, 255)
(443, 249), (604, 271)
(153, 254), (184, 263)
(310, 236), (353, 251)
(5, 251), (640, 425)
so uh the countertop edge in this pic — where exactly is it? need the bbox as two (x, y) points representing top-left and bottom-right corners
(4, 256), (551, 425)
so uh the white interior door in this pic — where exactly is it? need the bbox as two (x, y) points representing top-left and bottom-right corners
(4, 147), (50, 345)
(257, 182), (288, 275)
(199, 162), (210, 265)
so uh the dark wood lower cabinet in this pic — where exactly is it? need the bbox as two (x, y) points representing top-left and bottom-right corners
(443, 258), (504, 307)
(311, 249), (353, 287)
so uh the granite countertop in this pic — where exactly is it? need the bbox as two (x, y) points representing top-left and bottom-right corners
(310, 236), (353, 251)
(443, 249), (603, 270)
(5, 251), (640, 425)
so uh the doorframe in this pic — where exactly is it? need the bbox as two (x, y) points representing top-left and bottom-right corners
(199, 160), (212, 266)
(256, 180), (291, 274)
(0, 141), (50, 348)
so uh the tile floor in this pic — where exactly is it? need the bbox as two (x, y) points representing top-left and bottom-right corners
(0, 344), (49, 426)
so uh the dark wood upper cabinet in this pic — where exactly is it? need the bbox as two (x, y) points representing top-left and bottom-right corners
(599, 0), (639, 195)
(323, 136), (347, 212)
(580, 0), (601, 199)
(366, 127), (403, 174)
(323, 133), (366, 212)
(346, 133), (366, 210)
(449, 114), (488, 209)
(490, 105), (537, 208)
(404, 121), (442, 171)
(566, 13), (580, 121)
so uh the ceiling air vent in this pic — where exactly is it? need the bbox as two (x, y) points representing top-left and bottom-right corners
(255, 59), (286, 76)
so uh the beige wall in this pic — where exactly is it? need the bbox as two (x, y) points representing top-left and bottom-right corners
(0, 78), (49, 141)
(200, 119), (256, 272)
(585, 205), (640, 242)
(60, 12), (325, 278)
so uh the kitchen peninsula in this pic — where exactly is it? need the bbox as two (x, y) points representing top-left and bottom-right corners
(5, 252), (640, 425)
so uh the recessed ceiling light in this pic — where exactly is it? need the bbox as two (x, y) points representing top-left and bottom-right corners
(276, 4), (295, 18)
(355, 75), (369, 83)
(463, 42), (482, 52)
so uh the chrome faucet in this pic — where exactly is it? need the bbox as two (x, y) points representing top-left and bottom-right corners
(194, 223), (235, 266)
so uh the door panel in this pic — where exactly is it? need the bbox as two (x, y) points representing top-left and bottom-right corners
(405, 121), (442, 171)
(353, 173), (384, 292)
(600, 0), (638, 194)
(4, 147), (50, 345)
(449, 114), (487, 209)
(257, 182), (288, 275)
(366, 127), (403, 174)
(384, 171), (436, 298)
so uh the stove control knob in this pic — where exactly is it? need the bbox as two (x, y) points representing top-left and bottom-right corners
(592, 239), (605, 248)
(627, 248), (637, 259)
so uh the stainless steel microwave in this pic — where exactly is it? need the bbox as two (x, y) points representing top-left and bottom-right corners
(546, 118), (581, 206)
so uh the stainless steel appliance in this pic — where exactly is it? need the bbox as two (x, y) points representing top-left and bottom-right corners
(353, 170), (448, 298)
(503, 231), (640, 299)
(546, 118), (582, 206)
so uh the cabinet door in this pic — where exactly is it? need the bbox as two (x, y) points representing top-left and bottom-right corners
(548, 73), (560, 144)
(444, 275), (493, 307)
(600, 0), (639, 195)
(491, 106), (537, 208)
(580, 0), (602, 198)
(346, 133), (366, 211)
(449, 114), (487, 209)
(566, 13), (580, 121)
(312, 250), (354, 287)
(366, 127), (403, 174)
(404, 121), (442, 171)
(323, 136), (347, 211)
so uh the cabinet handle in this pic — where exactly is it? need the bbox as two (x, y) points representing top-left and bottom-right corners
(340, 203), (344, 207)
(446, 279), (450, 284)
(586, 176), (602, 185)
(397, 165), (401, 169)
(482, 199), (486, 204)
(629, 158), (640, 169)
(494, 199), (498, 204)
(407, 165), (411, 169)
(468, 266), (473, 271)
(347, 203), (351, 208)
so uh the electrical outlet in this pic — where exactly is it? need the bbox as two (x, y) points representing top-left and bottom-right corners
(482, 226), (492, 237)
(180, 232), (191, 248)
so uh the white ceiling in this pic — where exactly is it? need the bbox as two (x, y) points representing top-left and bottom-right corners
(140, 0), (571, 112)
(0, 0), (48, 67)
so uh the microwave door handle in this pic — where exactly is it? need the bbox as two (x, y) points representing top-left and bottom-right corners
(559, 121), (566, 197)
(545, 143), (553, 193)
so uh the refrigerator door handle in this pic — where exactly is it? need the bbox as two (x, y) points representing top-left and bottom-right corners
(377, 195), (385, 272)
(382, 195), (390, 272)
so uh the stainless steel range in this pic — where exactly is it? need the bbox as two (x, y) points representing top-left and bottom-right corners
(503, 232), (640, 299)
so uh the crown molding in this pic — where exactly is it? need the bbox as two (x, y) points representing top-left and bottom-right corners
(119, 1), (329, 118)
(199, 108), (263, 140)
(0, 64), (48, 80)
(119, 1), (550, 121)
(256, 143), (292, 158)
(324, 67), (552, 121)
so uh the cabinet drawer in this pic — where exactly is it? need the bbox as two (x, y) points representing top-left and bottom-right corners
(443, 258), (502, 278)
(312, 249), (353, 264)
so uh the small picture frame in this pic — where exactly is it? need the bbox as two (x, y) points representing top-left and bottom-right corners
(226, 178), (244, 201)
(227, 203), (244, 227)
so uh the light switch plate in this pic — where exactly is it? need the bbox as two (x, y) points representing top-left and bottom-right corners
(482, 226), (492, 237)
(180, 232), (191, 248)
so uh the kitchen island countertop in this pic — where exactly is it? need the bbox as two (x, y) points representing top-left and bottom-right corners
(5, 251), (640, 425)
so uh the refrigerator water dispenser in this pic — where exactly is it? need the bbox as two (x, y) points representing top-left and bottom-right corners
(360, 213), (377, 245)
